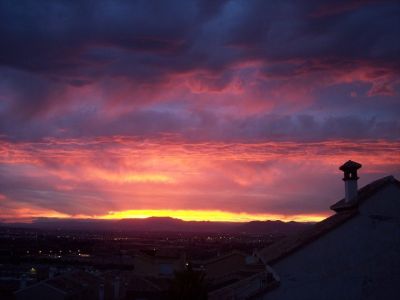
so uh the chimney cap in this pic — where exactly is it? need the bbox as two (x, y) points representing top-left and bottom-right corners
(339, 160), (362, 171)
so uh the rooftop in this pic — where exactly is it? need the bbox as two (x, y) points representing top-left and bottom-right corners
(258, 210), (357, 265)
(259, 175), (399, 265)
(330, 175), (399, 212)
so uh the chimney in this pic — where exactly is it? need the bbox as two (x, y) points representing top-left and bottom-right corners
(339, 160), (362, 203)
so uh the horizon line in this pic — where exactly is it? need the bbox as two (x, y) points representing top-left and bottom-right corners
(0, 209), (329, 224)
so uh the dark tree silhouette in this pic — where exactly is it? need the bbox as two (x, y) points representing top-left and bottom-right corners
(168, 263), (208, 300)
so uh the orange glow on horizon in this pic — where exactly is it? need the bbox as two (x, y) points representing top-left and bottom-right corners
(98, 209), (329, 222)
(0, 208), (329, 223)
(1, 137), (399, 224)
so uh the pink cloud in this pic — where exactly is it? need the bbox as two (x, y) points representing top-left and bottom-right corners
(1, 137), (399, 221)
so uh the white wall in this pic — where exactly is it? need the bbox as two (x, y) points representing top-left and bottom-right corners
(261, 184), (400, 300)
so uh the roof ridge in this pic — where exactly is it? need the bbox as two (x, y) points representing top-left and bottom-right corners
(330, 175), (398, 212)
(196, 249), (247, 265)
(258, 210), (357, 265)
(258, 175), (399, 265)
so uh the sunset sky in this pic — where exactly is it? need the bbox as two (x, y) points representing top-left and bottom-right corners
(0, 0), (399, 223)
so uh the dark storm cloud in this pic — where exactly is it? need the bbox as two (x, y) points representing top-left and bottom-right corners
(1, 0), (398, 78)
(0, 0), (399, 140)
(0, 0), (226, 74)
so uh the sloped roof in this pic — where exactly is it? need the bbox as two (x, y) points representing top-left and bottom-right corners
(259, 175), (400, 265)
(45, 271), (100, 294)
(126, 275), (162, 292)
(330, 176), (399, 212)
(197, 250), (247, 265)
(258, 210), (357, 264)
(15, 270), (100, 296)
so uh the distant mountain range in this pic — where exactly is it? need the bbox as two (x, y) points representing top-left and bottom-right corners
(0, 217), (312, 235)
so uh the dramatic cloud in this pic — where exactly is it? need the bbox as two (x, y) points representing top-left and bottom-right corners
(0, 138), (399, 222)
(0, 0), (399, 221)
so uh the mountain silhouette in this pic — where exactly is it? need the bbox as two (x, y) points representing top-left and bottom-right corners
(1, 217), (312, 234)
